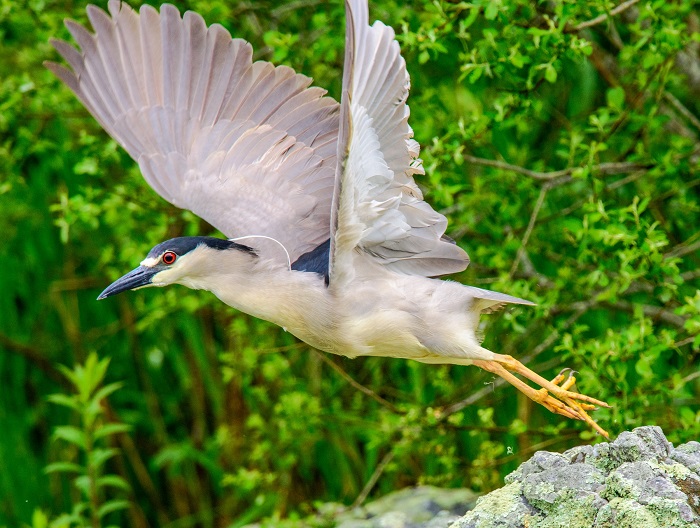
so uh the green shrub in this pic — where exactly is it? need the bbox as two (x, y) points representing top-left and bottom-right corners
(1, 0), (698, 525)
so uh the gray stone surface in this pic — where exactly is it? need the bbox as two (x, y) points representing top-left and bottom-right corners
(334, 485), (477, 528)
(451, 426), (700, 528)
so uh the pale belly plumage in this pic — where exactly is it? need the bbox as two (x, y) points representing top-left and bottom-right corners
(281, 273), (495, 364)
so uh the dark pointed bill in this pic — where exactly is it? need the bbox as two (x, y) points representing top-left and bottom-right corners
(97, 266), (159, 300)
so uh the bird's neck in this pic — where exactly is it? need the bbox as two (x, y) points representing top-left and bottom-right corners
(183, 253), (330, 341)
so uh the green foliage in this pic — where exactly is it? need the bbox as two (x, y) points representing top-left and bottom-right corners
(36, 354), (130, 527)
(1, 0), (699, 526)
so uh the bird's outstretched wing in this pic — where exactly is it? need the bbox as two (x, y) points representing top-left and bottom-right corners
(46, 0), (339, 262)
(329, 0), (470, 284)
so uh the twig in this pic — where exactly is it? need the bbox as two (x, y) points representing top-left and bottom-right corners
(517, 249), (555, 288)
(607, 170), (647, 191)
(681, 269), (700, 282)
(350, 450), (395, 509)
(0, 333), (66, 385)
(464, 155), (651, 181)
(675, 336), (697, 349)
(103, 403), (171, 526)
(607, 300), (688, 328)
(313, 351), (403, 414)
(651, 178), (700, 206)
(665, 93), (700, 135)
(533, 169), (646, 228)
(665, 237), (700, 260)
(567, 0), (641, 33)
(49, 277), (102, 292)
(437, 377), (507, 418)
(510, 184), (549, 276)
(271, 0), (325, 16)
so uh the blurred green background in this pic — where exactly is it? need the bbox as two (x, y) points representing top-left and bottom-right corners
(1, 0), (700, 526)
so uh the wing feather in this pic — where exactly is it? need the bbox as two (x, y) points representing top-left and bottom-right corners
(48, 1), (340, 262)
(469, 286), (536, 313)
(330, 0), (469, 283)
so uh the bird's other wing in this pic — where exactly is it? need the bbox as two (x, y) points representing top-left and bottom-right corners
(46, 1), (339, 262)
(467, 286), (536, 314)
(329, 0), (470, 285)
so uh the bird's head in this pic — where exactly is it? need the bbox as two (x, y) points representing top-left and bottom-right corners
(97, 236), (256, 299)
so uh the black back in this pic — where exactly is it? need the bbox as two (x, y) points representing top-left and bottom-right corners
(291, 239), (330, 285)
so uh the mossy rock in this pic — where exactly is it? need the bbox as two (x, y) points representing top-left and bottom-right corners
(452, 426), (700, 528)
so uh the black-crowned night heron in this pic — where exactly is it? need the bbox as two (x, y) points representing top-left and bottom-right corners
(47, 0), (609, 436)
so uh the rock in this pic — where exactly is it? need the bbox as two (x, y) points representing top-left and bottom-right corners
(246, 427), (698, 528)
(672, 441), (700, 475)
(334, 485), (477, 528)
(451, 426), (700, 528)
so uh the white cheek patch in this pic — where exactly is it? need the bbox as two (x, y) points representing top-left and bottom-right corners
(150, 268), (177, 287)
(140, 257), (160, 267)
(149, 269), (167, 286)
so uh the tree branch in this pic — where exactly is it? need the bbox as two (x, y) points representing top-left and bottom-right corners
(350, 450), (395, 509)
(607, 300), (688, 328)
(566, 0), (641, 33)
(463, 155), (651, 181)
(663, 92), (700, 137)
(313, 351), (403, 414)
(665, 237), (700, 260)
(681, 269), (700, 282)
(510, 184), (550, 275)
(0, 333), (65, 385)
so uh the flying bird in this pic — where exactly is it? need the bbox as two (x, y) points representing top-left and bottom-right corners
(47, 0), (610, 437)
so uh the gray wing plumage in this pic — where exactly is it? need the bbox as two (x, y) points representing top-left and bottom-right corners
(47, 1), (339, 262)
(467, 286), (536, 313)
(329, 0), (470, 284)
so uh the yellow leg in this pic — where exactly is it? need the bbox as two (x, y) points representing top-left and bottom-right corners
(473, 355), (610, 438)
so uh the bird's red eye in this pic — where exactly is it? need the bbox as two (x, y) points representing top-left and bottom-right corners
(162, 251), (177, 265)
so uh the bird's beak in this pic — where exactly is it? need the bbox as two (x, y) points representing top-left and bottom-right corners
(97, 266), (158, 300)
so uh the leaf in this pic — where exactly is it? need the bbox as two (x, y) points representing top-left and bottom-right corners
(47, 393), (80, 410)
(544, 64), (557, 83)
(57, 364), (79, 389)
(31, 509), (49, 528)
(97, 500), (131, 519)
(635, 355), (654, 378)
(94, 422), (132, 440)
(510, 52), (526, 68)
(52, 426), (86, 449)
(462, 6), (480, 29)
(96, 474), (131, 492)
(90, 448), (119, 469)
(469, 67), (483, 83)
(606, 86), (626, 110)
(484, 2), (499, 20)
(73, 157), (98, 175)
(92, 382), (124, 403)
(73, 475), (90, 495)
(45, 462), (83, 475)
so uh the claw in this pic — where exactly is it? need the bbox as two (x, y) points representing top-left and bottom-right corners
(559, 372), (577, 392)
(472, 355), (610, 438)
(551, 368), (572, 386)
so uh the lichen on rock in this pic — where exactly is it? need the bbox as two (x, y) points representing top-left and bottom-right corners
(451, 426), (700, 528)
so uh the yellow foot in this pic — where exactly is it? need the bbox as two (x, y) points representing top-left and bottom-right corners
(473, 355), (610, 438)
